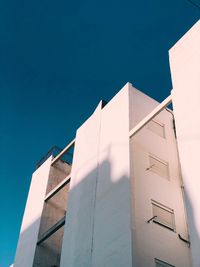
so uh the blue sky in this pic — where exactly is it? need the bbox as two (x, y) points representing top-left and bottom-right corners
(0, 0), (199, 266)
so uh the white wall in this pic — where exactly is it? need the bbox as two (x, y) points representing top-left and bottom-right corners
(61, 84), (132, 267)
(169, 19), (200, 267)
(60, 101), (103, 267)
(14, 157), (52, 267)
(91, 84), (132, 267)
(14, 75), (196, 266)
(129, 84), (191, 267)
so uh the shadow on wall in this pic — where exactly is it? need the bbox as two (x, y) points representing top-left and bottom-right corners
(61, 158), (132, 267)
(14, 151), (200, 266)
(183, 184), (200, 267)
(14, 156), (132, 267)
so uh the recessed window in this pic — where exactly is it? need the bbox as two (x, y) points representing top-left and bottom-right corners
(148, 154), (169, 180)
(155, 258), (175, 267)
(147, 120), (165, 138)
(152, 200), (175, 231)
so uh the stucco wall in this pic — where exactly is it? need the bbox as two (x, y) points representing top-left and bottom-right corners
(60, 101), (103, 267)
(14, 157), (52, 267)
(169, 19), (200, 267)
(91, 84), (132, 267)
(129, 84), (191, 267)
(61, 84), (132, 267)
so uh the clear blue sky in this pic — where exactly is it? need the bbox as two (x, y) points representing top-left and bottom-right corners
(0, 0), (199, 266)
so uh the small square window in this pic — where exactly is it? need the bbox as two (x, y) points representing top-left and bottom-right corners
(148, 154), (169, 180)
(151, 200), (175, 231)
(147, 120), (165, 138)
(155, 258), (175, 267)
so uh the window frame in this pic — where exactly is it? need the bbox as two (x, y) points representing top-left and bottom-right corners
(148, 153), (170, 180)
(147, 119), (165, 138)
(155, 258), (175, 267)
(151, 200), (175, 232)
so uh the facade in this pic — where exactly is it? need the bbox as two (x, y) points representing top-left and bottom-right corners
(13, 20), (200, 267)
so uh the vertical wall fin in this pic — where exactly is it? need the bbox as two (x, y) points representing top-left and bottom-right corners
(60, 102), (102, 267)
(169, 19), (200, 267)
(14, 157), (52, 267)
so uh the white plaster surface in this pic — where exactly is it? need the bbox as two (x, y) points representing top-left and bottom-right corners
(60, 102), (103, 267)
(129, 84), (191, 267)
(169, 20), (200, 267)
(13, 71), (198, 266)
(91, 84), (132, 267)
(14, 157), (52, 267)
(61, 84), (132, 267)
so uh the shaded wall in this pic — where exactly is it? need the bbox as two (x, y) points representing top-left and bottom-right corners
(33, 160), (71, 267)
(129, 84), (191, 267)
(14, 157), (52, 267)
(169, 19), (200, 267)
(60, 84), (132, 267)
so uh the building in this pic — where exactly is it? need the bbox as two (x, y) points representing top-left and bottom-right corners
(12, 20), (200, 267)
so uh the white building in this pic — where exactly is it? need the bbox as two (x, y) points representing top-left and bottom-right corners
(13, 20), (200, 267)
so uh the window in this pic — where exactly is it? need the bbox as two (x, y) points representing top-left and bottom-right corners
(151, 200), (175, 231)
(147, 120), (165, 138)
(148, 154), (169, 180)
(155, 258), (175, 267)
